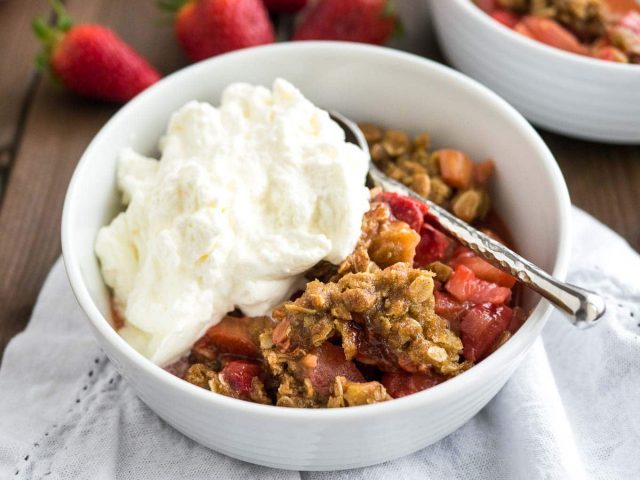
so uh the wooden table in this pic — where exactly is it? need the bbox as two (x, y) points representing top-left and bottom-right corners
(1, 0), (638, 361)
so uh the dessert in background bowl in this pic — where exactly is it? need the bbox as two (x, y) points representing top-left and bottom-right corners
(428, 0), (640, 143)
(477, 0), (640, 64)
(62, 42), (570, 470)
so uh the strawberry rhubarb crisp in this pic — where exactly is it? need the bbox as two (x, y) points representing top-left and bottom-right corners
(97, 80), (526, 409)
(475, 0), (640, 64)
(172, 124), (527, 408)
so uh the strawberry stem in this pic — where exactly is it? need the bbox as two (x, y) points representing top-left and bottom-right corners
(32, 0), (74, 72)
(157, 0), (190, 13)
(381, 0), (405, 39)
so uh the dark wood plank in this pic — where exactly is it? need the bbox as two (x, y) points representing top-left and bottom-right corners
(542, 132), (640, 252)
(0, 0), (48, 152)
(0, 0), (186, 359)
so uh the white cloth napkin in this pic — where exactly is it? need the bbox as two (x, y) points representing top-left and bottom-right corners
(1, 207), (638, 480)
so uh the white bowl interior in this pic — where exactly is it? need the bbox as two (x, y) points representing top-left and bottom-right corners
(62, 43), (571, 469)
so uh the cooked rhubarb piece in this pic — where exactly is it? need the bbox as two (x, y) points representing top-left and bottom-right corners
(460, 303), (513, 362)
(299, 343), (364, 396)
(381, 370), (445, 398)
(518, 16), (588, 54)
(192, 315), (272, 362)
(434, 290), (471, 334)
(435, 149), (473, 189)
(445, 265), (512, 304)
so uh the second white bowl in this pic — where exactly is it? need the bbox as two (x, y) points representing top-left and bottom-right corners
(429, 0), (640, 144)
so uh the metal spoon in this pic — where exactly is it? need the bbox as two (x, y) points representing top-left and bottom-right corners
(331, 111), (605, 329)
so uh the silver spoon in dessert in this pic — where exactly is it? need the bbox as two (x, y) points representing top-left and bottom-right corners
(330, 111), (605, 329)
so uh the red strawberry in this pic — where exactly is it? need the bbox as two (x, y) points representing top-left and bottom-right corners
(293, 0), (398, 45)
(160, 0), (275, 62)
(33, 2), (160, 103)
(263, 0), (308, 14)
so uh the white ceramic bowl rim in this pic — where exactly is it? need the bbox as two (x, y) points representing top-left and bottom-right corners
(61, 41), (571, 421)
(458, 0), (640, 71)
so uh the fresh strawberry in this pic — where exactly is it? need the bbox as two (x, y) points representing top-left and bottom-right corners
(160, 0), (275, 62)
(263, 0), (308, 14)
(33, 1), (160, 103)
(292, 0), (398, 45)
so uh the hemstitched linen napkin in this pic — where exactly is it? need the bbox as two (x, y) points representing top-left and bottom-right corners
(1, 207), (639, 480)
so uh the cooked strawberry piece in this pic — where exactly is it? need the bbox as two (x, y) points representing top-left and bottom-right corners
(414, 223), (451, 267)
(220, 360), (261, 396)
(491, 9), (521, 29)
(198, 316), (260, 359)
(434, 290), (470, 333)
(474, 0), (497, 13)
(519, 16), (588, 55)
(449, 248), (516, 288)
(436, 149), (473, 189)
(354, 328), (398, 372)
(460, 304), (512, 362)
(301, 342), (364, 396)
(378, 192), (428, 232)
(619, 11), (640, 35)
(381, 370), (444, 398)
(445, 265), (512, 304)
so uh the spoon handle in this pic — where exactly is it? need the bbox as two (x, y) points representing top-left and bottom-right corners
(368, 166), (606, 328)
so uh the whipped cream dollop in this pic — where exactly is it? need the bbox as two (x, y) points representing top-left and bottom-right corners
(95, 79), (370, 366)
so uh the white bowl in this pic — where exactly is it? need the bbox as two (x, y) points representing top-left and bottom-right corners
(61, 42), (571, 471)
(428, 0), (640, 144)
